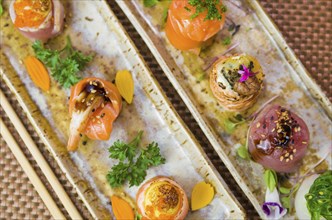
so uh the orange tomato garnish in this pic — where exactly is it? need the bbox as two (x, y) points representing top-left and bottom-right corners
(165, 0), (226, 50)
(14, 0), (52, 28)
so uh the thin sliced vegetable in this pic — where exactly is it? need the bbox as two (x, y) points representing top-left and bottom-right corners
(24, 56), (50, 91)
(191, 181), (215, 211)
(115, 70), (134, 104)
(111, 196), (135, 220)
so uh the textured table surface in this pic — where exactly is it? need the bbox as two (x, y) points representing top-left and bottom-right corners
(1, 1), (331, 219)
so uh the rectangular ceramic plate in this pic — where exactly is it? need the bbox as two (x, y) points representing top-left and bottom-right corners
(0, 0), (244, 219)
(116, 0), (332, 218)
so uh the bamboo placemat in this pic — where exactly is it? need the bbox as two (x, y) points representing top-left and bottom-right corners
(1, 1), (331, 219)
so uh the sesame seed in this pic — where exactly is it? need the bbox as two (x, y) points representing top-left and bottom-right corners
(81, 99), (85, 103)
(271, 128), (275, 132)
(293, 149), (297, 153)
(302, 141), (307, 144)
(290, 155), (293, 160)
(92, 82), (97, 86)
(277, 129), (282, 133)
(256, 122), (260, 128)
(98, 120), (102, 124)
(280, 156), (284, 162)
(91, 97), (94, 101)
(96, 116), (100, 119)
(89, 81), (92, 85)
(285, 153), (289, 157)
(91, 90), (96, 93)
(286, 158), (289, 162)
(101, 103), (105, 108)
(298, 127), (301, 131)
(261, 134), (266, 138)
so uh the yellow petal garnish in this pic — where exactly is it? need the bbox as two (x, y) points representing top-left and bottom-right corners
(115, 70), (134, 104)
(191, 181), (215, 211)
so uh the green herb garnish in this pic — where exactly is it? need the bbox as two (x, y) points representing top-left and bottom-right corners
(264, 169), (277, 192)
(161, 7), (169, 25)
(223, 114), (246, 134)
(280, 182), (300, 209)
(32, 36), (93, 88)
(237, 145), (249, 159)
(135, 213), (142, 220)
(305, 170), (332, 220)
(106, 131), (166, 188)
(220, 5), (227, 13)
(279, 186), (291, 194)
(0, 0), (3, 16)
(188, 0), (225, 20)
(222, 36), (231, 46)
(143, 0), (159, 7)
(184, 6), (191, 12)
(281, 196), (291, 209)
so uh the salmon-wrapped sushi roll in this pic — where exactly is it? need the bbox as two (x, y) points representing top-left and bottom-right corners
(9, 0), (65, 41)
(67, 77), (122, 151)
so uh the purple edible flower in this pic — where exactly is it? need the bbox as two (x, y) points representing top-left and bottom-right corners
(262, 188), (287, 219)
(238, 64), (257, 82)
(262, 202), (285, 216)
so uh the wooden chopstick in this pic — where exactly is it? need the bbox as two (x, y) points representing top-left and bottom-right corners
(0, 119), (65, 219)
(0, 90), (82, 219)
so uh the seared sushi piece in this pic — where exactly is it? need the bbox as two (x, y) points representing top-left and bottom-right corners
(9, 0), (64, 41)
(136, 176), (189, 220)
(248, 105), (309, 173)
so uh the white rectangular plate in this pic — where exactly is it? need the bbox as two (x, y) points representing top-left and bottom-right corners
(116, 0), (332, 218)
(0, 0), (244, 219)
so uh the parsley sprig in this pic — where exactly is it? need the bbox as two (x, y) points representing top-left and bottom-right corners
(188, 0), (227, 20)
(106, 131), (166, 188)
(32, 36), (93, 88)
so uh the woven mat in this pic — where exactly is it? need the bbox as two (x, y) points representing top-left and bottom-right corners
(1, 1), (331, 219)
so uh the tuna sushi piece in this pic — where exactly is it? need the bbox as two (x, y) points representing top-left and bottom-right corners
(248, 105), (309, 173)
